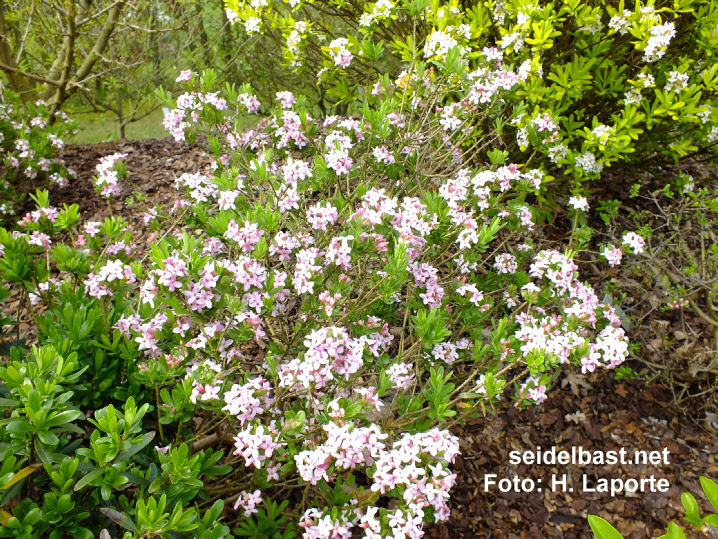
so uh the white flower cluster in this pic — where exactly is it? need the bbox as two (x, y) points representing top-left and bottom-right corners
(359, 0), (395, 26)
(664, 71), (689, 92)
(644, 21), (676, 62)
(609, 9), (632, 34)
(424, 30), (458, 59)
(574, 151), (603, 174)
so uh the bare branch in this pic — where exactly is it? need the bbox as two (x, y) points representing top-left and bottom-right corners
(0, 60), (58, 85)
(65, 1), (126, 97)
(118, 22), (179, 33)
(15, 0), (35, 64)
(126, 103), (161, 124)
(77, 0), (122, 27)
(38, 0), (68, 17)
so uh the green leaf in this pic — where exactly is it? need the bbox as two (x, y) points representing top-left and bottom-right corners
(74, 466), (105, 491)
(666, 522), (687, 539)
(37, 430), (60, 446)
(6, 421), (35, 434)
(587, 515), (624, 539)
(701, 476), (718, 512)
(116, 431), (155, 462)
(100, 508), (138, 532)
(656, 521), (688, 539)
(44, 410), (83, 429)
(118, 472), (151, 487)
(681, 492), (701, 525)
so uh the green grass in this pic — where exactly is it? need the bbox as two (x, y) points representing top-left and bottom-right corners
(69, 107), (168, 144)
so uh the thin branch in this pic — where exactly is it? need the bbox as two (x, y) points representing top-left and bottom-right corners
(15, 0), (35, 64)
(77, 0), (122, 26)
(0, 60), (58, 85)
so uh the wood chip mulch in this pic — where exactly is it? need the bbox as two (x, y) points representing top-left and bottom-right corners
(434, 371), (718, 539)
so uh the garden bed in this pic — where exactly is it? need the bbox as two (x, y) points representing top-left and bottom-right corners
(7, 137), (718, 539)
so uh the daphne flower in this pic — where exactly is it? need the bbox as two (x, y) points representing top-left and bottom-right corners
(568, 196), (589, 211)
(234, 490), (262, 516)
(622, 231), (645, 254)
(176, 70), (194, 82)
(604, 244), (623, 267)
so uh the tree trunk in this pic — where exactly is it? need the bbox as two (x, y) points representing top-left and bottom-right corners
(116, 86), (125, 140)
(218, 0), (231, 63)
(47, 0), (78, 124)
(149, 4), (161, 85)
(0, 0), (36, 100)
(195, 0), (212, 68)
(43, 0), (126, 115)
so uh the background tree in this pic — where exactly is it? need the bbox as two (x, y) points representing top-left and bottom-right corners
(0, 0), (127, 118)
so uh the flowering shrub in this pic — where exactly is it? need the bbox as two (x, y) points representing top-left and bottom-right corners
(0, 90), (77, 220)
(224, 0), (718, 183)
(1, 0), (716, 531)
(0, 52), (634, 535)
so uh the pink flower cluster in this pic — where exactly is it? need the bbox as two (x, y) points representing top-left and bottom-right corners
(223, 377), (273, 424)
(225, 220), (264, 251)
(518, 378), (548, 405)
(94, 153), (127, 198)
(409, 262), (444, 308)
(84, 259), (136, 299)
(295, 422), (387, 484)
(432, 342), (458, 365)
(279, 326), (365, 390)
(233, 424), (279, 468)
(494, 253), (518, 274)
(371, 429), (460, 524)
(604, 244), (623, 267)
(293, 247), (323, 294)
(234, 489), (262, 516)
(328, 38), (353, 67)
(239, 93), (261, 113)
(164, 92), (228, 142)
(515, 250), (628, 373)
(307, 203), (339, 231)
(386, 362), (414, 390)
(182, 262), (221, 312)
(300, 509), (355, 539)
(622, 231), (645, 253)
(18, 205), (59, 227)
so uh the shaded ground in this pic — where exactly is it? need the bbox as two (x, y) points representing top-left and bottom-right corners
(19, 137), (212, 226)
(9, 138), (718, 538)
(437, 371), (718, 538)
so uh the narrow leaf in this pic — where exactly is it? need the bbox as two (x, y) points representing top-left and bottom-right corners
(100, 508), (138, 532)
(0, 464), (42, 490)
(74, 466), (105, 491)
(116, 431), (155, 462)
(701, 476), (718, 512)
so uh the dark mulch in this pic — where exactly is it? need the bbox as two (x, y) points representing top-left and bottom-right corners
(435, 370), (718, 538)
(17, 137), (211, 229)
